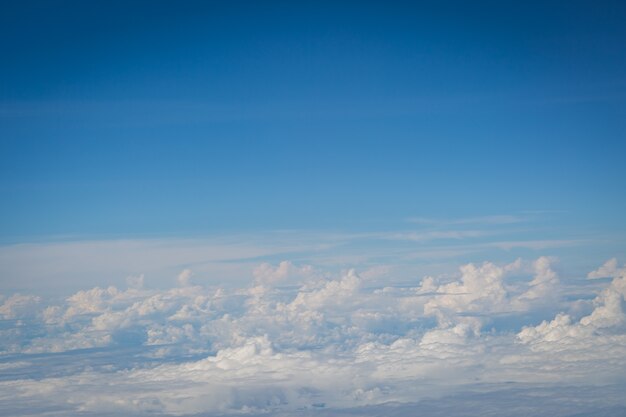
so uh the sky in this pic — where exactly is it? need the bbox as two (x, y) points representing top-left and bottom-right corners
(1, 1), (626, 416)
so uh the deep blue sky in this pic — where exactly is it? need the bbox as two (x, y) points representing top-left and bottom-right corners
(1, 0), (625, 241)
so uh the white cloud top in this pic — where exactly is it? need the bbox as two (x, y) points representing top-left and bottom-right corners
(1, 257), (625, 416)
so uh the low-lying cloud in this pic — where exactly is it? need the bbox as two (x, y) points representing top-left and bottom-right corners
(1, 257), (625, 416)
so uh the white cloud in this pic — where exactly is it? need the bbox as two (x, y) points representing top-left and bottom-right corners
(287, 268), (361, 312)
(588, 258), (623, 279)
(0, 236), (335, 291)
(421, 260), (517, 324)
(518, 266), (626, 349)
(387, 230), (491, 242)
(252, 261), (314, 286)
(518, 256), (559, 301)
(0, 293), (41, 319)
(407, 214), (524, 225)
(177, 269), (193, 287)
(1, 256), (625, 416)
(64, 286), (121, 318)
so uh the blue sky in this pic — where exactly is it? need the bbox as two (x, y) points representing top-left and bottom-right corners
(2, 1), (625, 241)
(1, 2), (626, 417)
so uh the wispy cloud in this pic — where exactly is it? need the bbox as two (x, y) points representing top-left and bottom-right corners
(406, 214), (525, 226)
(385, 230), (492, 242)
(488, 239), (585, 251)
(0, 224), (597, 294)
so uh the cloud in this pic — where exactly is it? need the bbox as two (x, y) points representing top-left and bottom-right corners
(407, 215), (525, 226)
(0, 221), (597, 295)
(63, 286), (122, 318)
(518, 265), (626, 351)
(126, 273), (145, 289)
(0, 236), (335, 291)
(386, 230), (492, 242)
(588, 258), (623, 279)
(0, 293), (41, 319)
(417, 258), (558, 324)
(1, 257), (625, 416)
(489, 239), (584, 251)
(253, 261), (314, 286)
(518, 256), (559, 301)
(422, 261), (511, 323)
(177, 269), (193, 287)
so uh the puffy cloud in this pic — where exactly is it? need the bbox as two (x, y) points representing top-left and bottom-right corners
(253, 261), (314, 286)
(518, 266), (626, 353)
(420, 259), (530, 327)
(177, 269), (193, 287)
(518, 256), (559, 301)
(417, 257), (560, 333)
(588, 258), (623, 279)
(0, 293), (41, 319)
(1, 257), (626, 416)
(287, 269), (361, 312)
(63, 286), (121, 318)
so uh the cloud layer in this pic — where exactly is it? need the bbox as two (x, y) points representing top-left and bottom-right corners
(1, 257), (625, 416)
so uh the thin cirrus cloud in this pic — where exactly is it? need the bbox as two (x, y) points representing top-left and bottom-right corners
(406, 214), (527, 226)
(0, 227), (588, 292)
(1, 257), (625, 416)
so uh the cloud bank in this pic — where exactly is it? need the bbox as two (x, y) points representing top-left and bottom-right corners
(1, 257), (625, 416)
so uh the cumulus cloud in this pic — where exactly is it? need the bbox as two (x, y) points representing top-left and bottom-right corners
(588, 258), (623, 279)
(63, 285), (121, 318)
(518, 256), (559, 301)
(253, 261), (314, 286)
(417, 258), (556, 325)
(422, 261), (511, 322)
(0, 293), (40, 319)
(1, 257), (626, 416)
(177, 269), (194, 287)
(518, 261), (626, 363)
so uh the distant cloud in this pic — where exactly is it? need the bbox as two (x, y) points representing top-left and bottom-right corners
(407, 214), (525, 226)
(387, 230), (491, 242)
(126, 273), (145, 289)
(588, 258), (623, 279)
(177, 269), (194, 287)
(1, 256), (625, 415)
(518, 256), (559, 301)
(253, 261), (314, 286)
(489, 239), (584, 250)
(519, 264), (626, 345)
(0, 293), (40, 319)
